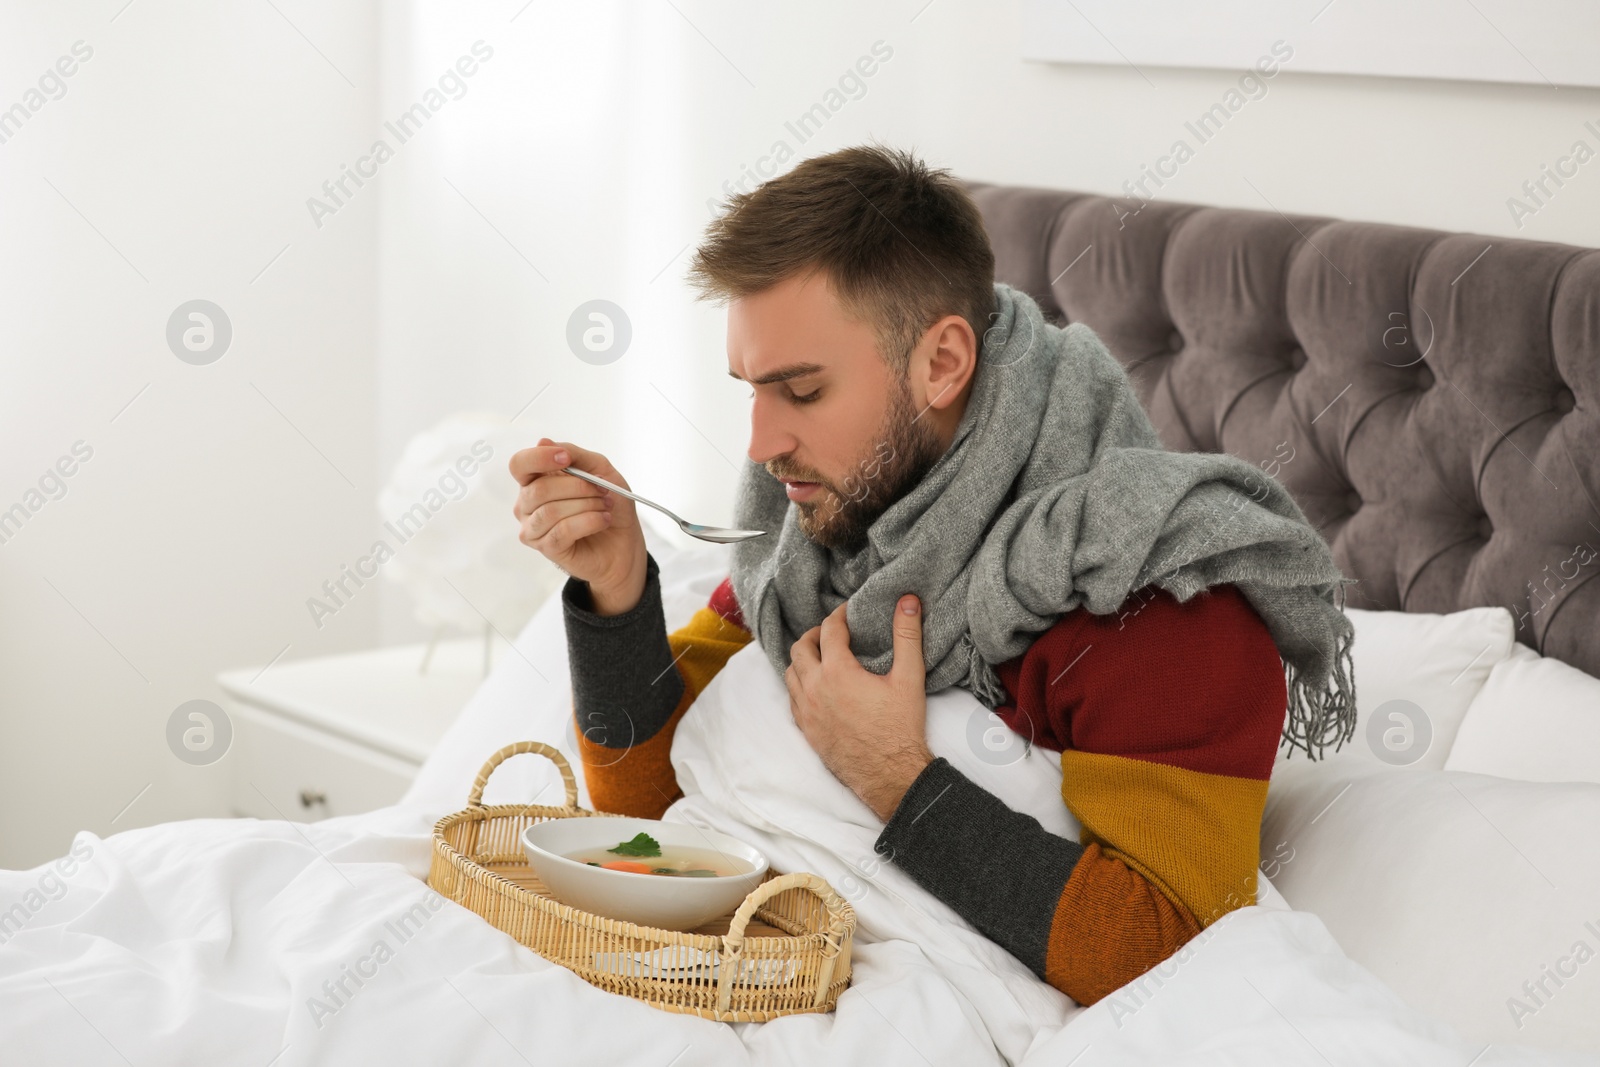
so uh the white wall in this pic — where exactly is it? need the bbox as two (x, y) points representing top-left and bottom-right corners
(370, 0), (726, 642)
(4, 0), (1596, 868)
(0, 1), (381, 868)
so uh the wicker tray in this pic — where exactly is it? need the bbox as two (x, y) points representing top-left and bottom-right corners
(428, 741), (855, 1021)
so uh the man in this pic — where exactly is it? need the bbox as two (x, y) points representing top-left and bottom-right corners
(510, 144), (1354, 1006)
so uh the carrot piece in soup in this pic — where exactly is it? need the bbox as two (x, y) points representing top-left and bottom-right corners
(599, 860), (654, 874)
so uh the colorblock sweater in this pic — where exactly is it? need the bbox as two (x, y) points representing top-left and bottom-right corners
(562, 550), (1287, 1006)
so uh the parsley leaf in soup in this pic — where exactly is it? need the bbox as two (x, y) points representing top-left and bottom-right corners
(607, 832), (661, 857)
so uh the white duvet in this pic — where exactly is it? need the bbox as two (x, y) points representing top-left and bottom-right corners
(2, 557), (1592, 1064)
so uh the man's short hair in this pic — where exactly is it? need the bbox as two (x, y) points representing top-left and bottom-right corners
(687, 142), (996, 376)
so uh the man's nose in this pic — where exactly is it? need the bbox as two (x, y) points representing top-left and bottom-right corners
(745, 399), (795, 466)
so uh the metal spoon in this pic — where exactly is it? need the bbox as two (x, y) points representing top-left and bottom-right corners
(560, 466), (769, 544)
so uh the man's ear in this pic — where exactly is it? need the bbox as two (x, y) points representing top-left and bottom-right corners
(917, 313), (978, 412)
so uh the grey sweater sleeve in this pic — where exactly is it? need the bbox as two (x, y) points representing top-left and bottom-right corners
(874, 757), (1086, 981)
(561, 550), (685, 750)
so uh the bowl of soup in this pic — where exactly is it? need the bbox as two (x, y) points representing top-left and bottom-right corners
(521, 817), (769, 931)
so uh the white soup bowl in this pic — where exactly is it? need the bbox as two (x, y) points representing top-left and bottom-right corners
(521, 816), (768, 931)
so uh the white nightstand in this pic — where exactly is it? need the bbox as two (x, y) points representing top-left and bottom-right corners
(217, 639), (492, 821)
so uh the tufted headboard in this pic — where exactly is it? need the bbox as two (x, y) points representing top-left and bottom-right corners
(962, 181), (1600, 678)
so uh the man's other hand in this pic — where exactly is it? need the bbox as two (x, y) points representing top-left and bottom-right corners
(787, 594), (933, 822)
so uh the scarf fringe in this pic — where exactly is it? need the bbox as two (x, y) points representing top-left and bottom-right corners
(1278, 624), (1358, 760)
(964, 636), (1011, 711)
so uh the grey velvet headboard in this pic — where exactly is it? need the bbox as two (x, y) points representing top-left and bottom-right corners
(962, 181), (1600, 678)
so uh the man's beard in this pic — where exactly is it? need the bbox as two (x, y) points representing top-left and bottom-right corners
(769, 376), (947, 553)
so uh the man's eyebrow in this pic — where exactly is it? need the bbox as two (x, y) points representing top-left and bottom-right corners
(727, 362), (825, 385)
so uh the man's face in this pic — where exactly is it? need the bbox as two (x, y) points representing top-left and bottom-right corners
(727, 270), (949, 552)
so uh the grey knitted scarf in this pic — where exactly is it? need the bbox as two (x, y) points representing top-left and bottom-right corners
(729, 281), (1357, 759)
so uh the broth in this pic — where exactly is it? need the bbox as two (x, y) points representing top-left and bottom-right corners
(564, 842), (751, 878)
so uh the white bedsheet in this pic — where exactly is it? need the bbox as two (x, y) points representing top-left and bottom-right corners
(3, 568), (1592, 1064)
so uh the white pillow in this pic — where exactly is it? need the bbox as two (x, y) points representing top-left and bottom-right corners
(1277, 606), (1516, 771)
(1263, 763), (1600, 1051)
(1447, 644), (1600, 785)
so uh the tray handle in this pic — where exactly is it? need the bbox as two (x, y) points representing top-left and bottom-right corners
(467, 741), (580, 809)
(718, 871), (852, 1012)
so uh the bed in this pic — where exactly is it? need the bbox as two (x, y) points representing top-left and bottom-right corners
(4, 184), (1598, 1065)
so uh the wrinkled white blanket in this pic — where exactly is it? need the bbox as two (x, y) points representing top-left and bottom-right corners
(1, 583), (1587, 1064)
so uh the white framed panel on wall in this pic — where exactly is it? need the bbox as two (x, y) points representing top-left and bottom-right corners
(1021, 0), (1600, 89)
